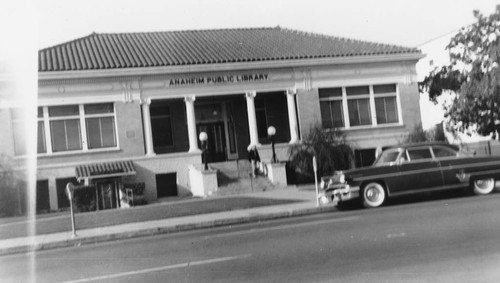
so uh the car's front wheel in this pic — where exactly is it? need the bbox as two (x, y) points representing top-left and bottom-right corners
(361, 182), (386, 208)
(472, 178), (495, 195)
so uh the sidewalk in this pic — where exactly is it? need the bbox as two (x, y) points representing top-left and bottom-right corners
(0, 186), (337, 256)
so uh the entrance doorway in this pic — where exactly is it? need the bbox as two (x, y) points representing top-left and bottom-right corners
(195, 102), (238, 162)
(94, 178), (120, 210)
(197, 122), (226, 162)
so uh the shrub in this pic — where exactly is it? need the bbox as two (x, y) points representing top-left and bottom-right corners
(72, 185), (97, 212)
(288, 125), (354, 184)
(401, 123), (446, 144)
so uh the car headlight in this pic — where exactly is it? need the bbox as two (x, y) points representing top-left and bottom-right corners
(339, 173), (345, 184)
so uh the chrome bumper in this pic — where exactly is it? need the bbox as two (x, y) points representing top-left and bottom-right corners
(319, 184), (360, 204)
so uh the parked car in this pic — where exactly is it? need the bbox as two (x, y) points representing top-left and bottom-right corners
(319, 143), (500, 208)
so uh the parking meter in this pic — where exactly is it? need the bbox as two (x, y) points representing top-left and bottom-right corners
(66, 183), (77, 237)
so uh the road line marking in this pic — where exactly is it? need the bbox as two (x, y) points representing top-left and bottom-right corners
(387, 232), (406, 239)
(204, 216), (359, 239)
(58, 254), (251, 283)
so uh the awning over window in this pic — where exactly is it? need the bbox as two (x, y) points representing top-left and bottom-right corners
(75, 160), (136, 181)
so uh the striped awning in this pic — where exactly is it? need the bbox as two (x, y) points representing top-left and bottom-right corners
(75, 160), (136, 180)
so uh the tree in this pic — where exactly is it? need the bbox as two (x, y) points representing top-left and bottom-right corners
(0, 154), (24, 216)
(419, 5), (500, 137)
(288, 124), (353, 183)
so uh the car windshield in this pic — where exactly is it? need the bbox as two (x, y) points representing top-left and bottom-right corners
(373, 149), (402, 166)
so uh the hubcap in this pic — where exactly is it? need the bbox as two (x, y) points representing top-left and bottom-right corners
(366, 187), (380, 202)
(475, 179), (493, 189)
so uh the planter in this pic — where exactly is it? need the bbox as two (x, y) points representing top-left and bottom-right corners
(189, 164), (218, 197)
(267, 162), (287, 186)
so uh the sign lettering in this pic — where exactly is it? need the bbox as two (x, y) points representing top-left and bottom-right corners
(169, 73), (269, 87)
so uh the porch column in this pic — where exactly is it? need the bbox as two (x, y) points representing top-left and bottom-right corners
(245, 91), (260, 146)
(286, 88), (299, 143)
(141, 98), (155, 156)
(184, 95), (200, 153)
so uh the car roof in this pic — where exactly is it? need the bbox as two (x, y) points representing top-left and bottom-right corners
(384, 142), (459, 151)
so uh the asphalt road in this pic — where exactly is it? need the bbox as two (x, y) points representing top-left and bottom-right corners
(1, 193), (500, 283)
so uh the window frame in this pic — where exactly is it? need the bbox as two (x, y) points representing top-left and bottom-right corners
(319, 88), (344, 129)
(319, 83), (403, 130)
(150, 104), (175, 150)
(37, 103), (118, 155)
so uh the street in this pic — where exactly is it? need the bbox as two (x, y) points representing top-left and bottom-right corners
(1, 193), (500, 283)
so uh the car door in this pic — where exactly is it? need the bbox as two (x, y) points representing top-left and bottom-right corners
(431, 145), (468, 189)
(391, 146), (444, 196)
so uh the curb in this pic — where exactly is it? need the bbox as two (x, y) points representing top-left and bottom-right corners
(0, 205), (337, 256)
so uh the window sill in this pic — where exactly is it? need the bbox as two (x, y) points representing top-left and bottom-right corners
(35, 147), (122, 158)
(325, 123), (405, 132)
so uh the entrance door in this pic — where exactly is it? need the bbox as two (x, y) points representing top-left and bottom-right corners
(197, 122), (227, 163)
(95, 179), (119, 210)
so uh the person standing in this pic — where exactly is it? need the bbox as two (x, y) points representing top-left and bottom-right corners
(247, 144), (260, 178)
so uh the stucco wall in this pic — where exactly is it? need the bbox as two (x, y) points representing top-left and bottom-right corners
(296, 88), (321, 139)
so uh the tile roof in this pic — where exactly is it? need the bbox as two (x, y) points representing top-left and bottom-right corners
(39, 27), (421, 72)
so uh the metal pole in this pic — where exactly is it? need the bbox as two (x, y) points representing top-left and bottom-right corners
(203, 141), (208, 170)
(69, 199), (76, 237)
(271, 136), (276, 163)
(313, 156), (319, 207)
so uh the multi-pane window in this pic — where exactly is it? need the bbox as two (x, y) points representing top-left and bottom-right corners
(319, 88), (344, 128)
(84, 104), (116, 149)
(374, 84), (399, 124)
(28, 103), (117, 154)
(346, 86), (372, 126)
(49, 105), (82, 152)
(319, 83), (400, 129)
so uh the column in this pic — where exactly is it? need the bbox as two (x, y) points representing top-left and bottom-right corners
(286, 88), (299, 144)
(141, 98), (155, 156)
(245, 91), (260, 146)
(184, 95), (200, 153)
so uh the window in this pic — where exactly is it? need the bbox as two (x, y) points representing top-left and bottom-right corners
(36, 103), (117, 154)
(156, 173), (178, 198)
(319, 88), (344, 128)
(373, 148), (401, 166)
(319, 83), (401, 129)
(346, 86), (371, 126)
(151, 104), (174, 148)
(432, 146), (457, 158)
(374, 84), (399, 124)
(407, 147), (432, 161)
(49, 105), (82, 152)
(37, 108), (47, 153)
(84, 104), (116, 149)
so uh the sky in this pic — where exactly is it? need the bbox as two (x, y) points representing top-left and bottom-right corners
(35, 0), (499, 49)
(1, 0), (499, 131)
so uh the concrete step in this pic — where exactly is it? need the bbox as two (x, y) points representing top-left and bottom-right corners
(209, 160), (280, 196)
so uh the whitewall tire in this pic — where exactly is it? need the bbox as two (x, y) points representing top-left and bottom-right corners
(361, 182), (386, 208)
(472, 178), (495, 195)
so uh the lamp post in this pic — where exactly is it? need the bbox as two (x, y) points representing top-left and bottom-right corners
(267, 126), (276, 163)
(199, 132), (208, 170)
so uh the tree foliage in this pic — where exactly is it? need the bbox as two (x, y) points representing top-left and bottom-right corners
(288, 124), (353, 183)
(419, 5), (500, 136)
(400, 123), (446, 144)
(0, 155), (24, 216)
